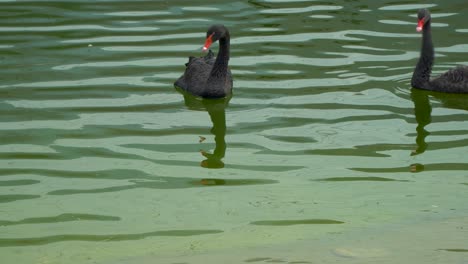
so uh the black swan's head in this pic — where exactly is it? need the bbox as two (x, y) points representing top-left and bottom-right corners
(202, 24), (229, 51)
(416, 9), (431, 32)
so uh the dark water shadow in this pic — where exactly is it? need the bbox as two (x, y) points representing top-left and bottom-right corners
(244, 257), (312, 263)
(47, 175), (278, 195)
(438, 248), (468, 253)
(250, 219), (344, 226)
(350, 162), (468, 174)
(0, 102), (79, 122)
(0, 213), (120, 226)
(407, 89), (468, 173)
(0, 168), (156, 180)
(410, 88), (468, 156)
(0, 194), (40, 204)
(263, 135), (317, 144)
(0, 168), (278, 196)
(176, 91), (305, 171)
(350, 89), (468, 174)
(177, 88), (231, 169)
(245, 257), (311, 264)
(410, 88), (432, 156)
(0, 179), (40, 186)
(314, 176), (409, 182)
(0, 229), (223, 247)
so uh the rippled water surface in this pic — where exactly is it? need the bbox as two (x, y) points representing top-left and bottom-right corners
(1, 0), (468, 263)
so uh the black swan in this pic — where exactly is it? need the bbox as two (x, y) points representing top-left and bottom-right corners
(411, 9), (468, 93)
(175, 25), (233, 98)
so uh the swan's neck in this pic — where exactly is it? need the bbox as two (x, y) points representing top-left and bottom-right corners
(213, 34), (230, 74)
(205, 32), (230, 96)
(412, 20), (434, 90)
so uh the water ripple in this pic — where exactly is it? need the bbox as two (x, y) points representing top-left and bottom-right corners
(0, 76), (164, 88)
(0, 25), (158, 32)
(61, 32), (200, 44)
(379, 4), (437, 11)
(0, 195), (40, 204)
(105, 11), (171, 17)
(0, 214), (120, 226)
(0, 229), (223, 247)
(260, 5), (342, 14)
(250, 219), (344, 226)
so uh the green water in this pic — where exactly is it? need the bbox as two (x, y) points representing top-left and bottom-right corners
(1, 0), (467, 263)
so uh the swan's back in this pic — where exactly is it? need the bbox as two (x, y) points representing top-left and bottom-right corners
(430, 66), (468, 93)
(175, 51), (216, 95)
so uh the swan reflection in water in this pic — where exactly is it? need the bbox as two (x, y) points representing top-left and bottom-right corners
(410, 88), (468, 172)
(410, 88), (432, 156)
(178, 88), (230, 169)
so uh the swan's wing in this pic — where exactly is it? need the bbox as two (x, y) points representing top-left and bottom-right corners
(438, 66), (468, 83)
(184, 58), (212, 82)
(175, 56), (212, 91)
(430, 66), (468, 93)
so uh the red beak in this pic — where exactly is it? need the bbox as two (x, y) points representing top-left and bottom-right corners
(202, 33), (214, 51)
(416, 19), (424, 32)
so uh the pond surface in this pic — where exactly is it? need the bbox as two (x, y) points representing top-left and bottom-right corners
(1, 0), (467, 263)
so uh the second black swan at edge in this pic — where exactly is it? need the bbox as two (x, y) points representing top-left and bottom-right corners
(411, 9), (468, 93)
(175, 25), (233, 99)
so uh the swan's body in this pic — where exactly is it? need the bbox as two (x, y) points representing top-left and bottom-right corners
(411, 9), (468, 93)
(175, 25), (233, 98)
